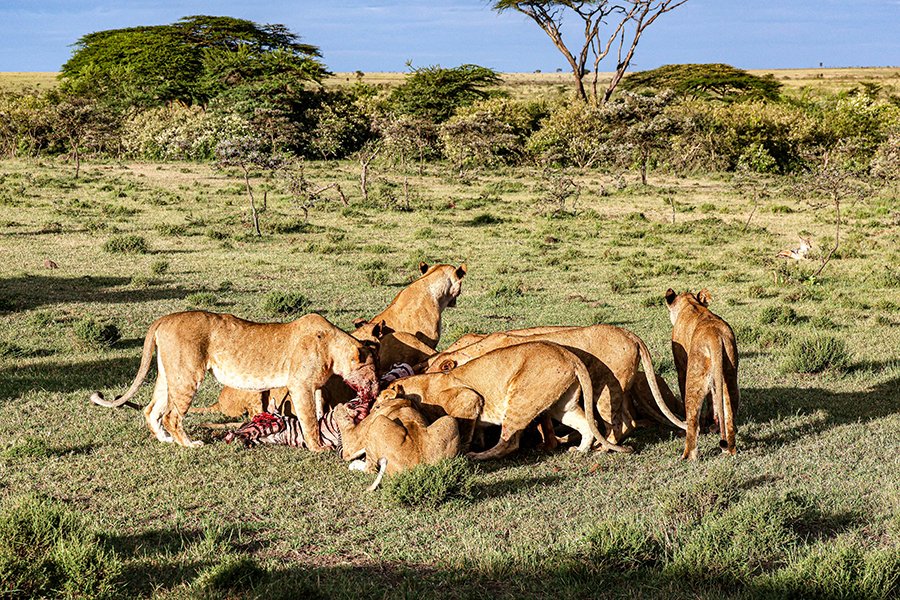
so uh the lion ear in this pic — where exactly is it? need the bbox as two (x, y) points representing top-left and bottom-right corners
(393, 384), (405, 396)
(372, 320), (393, 339)
(664, 288), (677, 305)
(418, 262), (430, 274)
(697, 289), (712, 306)
(455, 263), (467, 279)
(439, 359), (456, 372)
(352, 317), (368, 329)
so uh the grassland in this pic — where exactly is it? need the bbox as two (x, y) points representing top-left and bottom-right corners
(0, 157), (898, 598)
(4, 66), (900, 97)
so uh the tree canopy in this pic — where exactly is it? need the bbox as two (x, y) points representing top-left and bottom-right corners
(388, 64), (502, 122)
(60, 15), (326, 107)
(621, 63), (782, 102)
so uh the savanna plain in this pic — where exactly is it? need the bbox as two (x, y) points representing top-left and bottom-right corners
(0, 70), (899, 599)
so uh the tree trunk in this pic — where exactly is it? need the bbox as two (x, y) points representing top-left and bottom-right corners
(573, 71), (587, 102)
(813, 199), (840, 277)
(360, 161), (369, 201)
(243, 168), (261, 237)
(640, 157), (648, 186)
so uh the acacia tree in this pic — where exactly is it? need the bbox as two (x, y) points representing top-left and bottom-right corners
(493, 1), (689, 103)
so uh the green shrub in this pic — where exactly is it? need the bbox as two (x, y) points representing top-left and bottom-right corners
(810, 315), (839, 329)
(584, 519), (663, 573)
(489, 281), (525, 300)
(782, 335), (851, 374)
(186, 292), (218, 308)
(155, 223), (188, 237)
(360, 259), (390, 286)
(658, 466), (741, 527)
(262, 291), (311, 316)
(102, 234), (148, 254)
(383, 457), (475, 508)
(73, 318), (121, 348)
(762, 542), (900, 600)
(464, 212), (504, 226)
(667, 491), (819, 586)
(193, 554), (266, 599)
(0, 496), (121, 599)
(760, 305), (802, 326)
(149, 259), (170, 276)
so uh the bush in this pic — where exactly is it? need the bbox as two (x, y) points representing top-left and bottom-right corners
(527, 101), (609, 168)
(761, 542), (900, 599)
(149, 259), (170, 276)
(759, 305), (802, 326)
(782, 335), (851, 374)
(584, 519), (663, 572)
(383, 457), (475, 507)
(186, 292), (218, 308)
(73, 318), (121, 348)
(360, 259), (390, 286)
(0, 496), (121, 599)
(667, 491), (819, 586)
(193, 554), (266, 599)
(102, 234), (148, 254)
(262, 291), (311, 316)
(439, 111), (521, 170)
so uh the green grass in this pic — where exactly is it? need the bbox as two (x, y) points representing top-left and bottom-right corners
(0, 157), (898, 598)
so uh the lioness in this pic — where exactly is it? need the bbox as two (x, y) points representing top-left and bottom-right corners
(90, 311), (379, 449)
(422, 325), (686, 444)
(194, 321), (434, 419)
(665, 289), (739, 460)
(334, 397), (461, 491)
(205, 262), (461, 418)
(381, 341), (629, 460)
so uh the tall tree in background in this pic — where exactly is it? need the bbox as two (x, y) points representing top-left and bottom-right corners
(493, 1), (689, 103)
(60, 16), (325, 108)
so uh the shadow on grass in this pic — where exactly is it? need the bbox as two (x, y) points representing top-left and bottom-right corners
(473, 474), (565, 500)
(0, 274), (192, 312)
(740, 374), (900, 449)
(0, 356), (147, 400)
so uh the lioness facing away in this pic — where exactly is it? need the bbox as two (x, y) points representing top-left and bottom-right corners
(90, 311), (379, 449)
(334, 397), (461, 491)
(381, 341), (630, 460)
(423, 325), (687, 443)
(665, 289), (739, 460)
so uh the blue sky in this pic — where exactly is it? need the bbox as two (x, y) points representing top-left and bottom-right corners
(1, 1), (898, 73)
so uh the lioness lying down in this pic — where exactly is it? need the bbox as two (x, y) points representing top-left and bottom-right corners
(423, 325), (686, 443)
(382, 341), (630, 460)
(334, 397), (461, 491)
(90, 311), (379, 449)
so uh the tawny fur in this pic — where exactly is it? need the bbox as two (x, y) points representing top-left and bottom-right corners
(89, 311), (379, 450)
(334, 397), (461, 487)
(204, 262), (462, 417)
(382, 341), (630, 460)
(665, 288), (740, 460)
(421, 325), (686, 444)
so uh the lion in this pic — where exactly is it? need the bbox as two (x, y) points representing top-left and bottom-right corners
(333, 397), (461, 491)
(381, 341), (630, 460)
(90, 311), (379, 449)
(421, 325), (686, 444)
(191, 321), (435, 419)
(665, 288), (739, 460)
(203, 262), (462, 418)
(438, 325), (578, 355)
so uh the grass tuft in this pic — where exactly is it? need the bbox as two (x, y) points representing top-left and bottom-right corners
(782, 335), (851, 374)
(102, 234), (148, 254)
(759, 305), (802, 326)
(73, 318), (121, 348)
(0, 496), (121, 599)
(262, 291), (311, 316)
(383, 457), (476, 508)
(193, 554), (266, 598)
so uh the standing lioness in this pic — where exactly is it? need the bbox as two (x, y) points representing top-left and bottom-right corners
(665, 289), (739, 460)
(90, 311), (379, 449)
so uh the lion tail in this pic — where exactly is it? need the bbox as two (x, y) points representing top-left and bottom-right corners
(90, 318), (162, 409)
(573, 355), (630, 454)
(367, 457), (388, 492)
(636, 336), (687, 430)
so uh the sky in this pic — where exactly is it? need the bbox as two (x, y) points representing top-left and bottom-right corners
(1, 0), (898, 73)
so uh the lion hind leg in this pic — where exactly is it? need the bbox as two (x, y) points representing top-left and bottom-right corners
(144, 360), (172, 443)
(467, 425), (521, 461)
